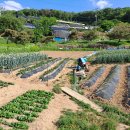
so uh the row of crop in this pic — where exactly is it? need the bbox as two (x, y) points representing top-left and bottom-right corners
(0, 90), (54, 130)
(0, 80), (14, 88)
(127, 66), (130, 106)
(95, 65), (120, 99)
(17, 58), (61, 78)
(0, 52), (47, 70)
(40, 59), (68, 81)
(92, 50), (130, 64)
(82, 66), (106, 88)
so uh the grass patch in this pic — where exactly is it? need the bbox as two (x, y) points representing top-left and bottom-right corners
(57, 97), (129, 130)
(94, 100), (130, 125)
(52, 84), (62, 94)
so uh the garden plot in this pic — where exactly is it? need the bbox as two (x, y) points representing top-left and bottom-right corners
(0, 90), (54, 130)
(92, 50), (130, 64)
(127, 66), (130, 106)
(82, 66), (106, 88)
(17, 58), (61, 78)
(95, 65), (120, 99)
(0, 53), (47, 71)
(40, 59), (68, 82)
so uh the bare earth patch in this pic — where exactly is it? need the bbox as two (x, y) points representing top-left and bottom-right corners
(41, 51), (93, 59)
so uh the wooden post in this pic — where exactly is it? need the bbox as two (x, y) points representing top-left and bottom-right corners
(72, 69), (77, 91)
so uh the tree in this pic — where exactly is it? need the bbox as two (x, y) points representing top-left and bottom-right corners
(1, 29), (30, 44)
(0, 14), (23, 33)
(83, 30), (98, 41)
(100, 20), (114, 32)
(33, 17), (56, 42)
(108, 23), (130, 42)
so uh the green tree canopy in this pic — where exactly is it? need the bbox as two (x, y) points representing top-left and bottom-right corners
(0, 14), (24, 33)
(33, 17), (56, 42)
(100, 20), (115, 32)
(108, 23), (130, 42)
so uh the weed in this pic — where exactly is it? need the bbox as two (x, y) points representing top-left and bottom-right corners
(52, 84), (62, 94)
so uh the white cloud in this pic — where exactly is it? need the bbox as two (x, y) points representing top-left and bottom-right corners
(89, 0), (112, 9)
(0, 0), (24, 11)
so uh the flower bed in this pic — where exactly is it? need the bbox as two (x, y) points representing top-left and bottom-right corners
(95, 66), (120, 99)
(40, 59), (68, 81)
(0, 90), (54, 130)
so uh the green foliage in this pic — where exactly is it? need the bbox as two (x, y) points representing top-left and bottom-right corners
(93, 50), (130, 64)
(0, 52), (47, 69)
(52, 84), (62, 94)
(0, 80), (14, 88)
(0, 14), (23, 33)
(100, 20), (115, 32)
(71, 98), (92, 110)
(41, 36), (54, 43)
(102, 121), (117, 130)
(94, 100), (130, 125)
(108, 23), (130, 42)
(1, 29), (32, 44)
(33, 17), (56, 42)
(83, 30), (98, 41)
(0, 90), (54, 129)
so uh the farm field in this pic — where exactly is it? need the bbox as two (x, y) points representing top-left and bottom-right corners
(0, 51), (130, 130)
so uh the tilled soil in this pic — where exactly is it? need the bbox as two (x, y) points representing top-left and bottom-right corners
(0, 55), (130, 130)
(0, 60), (79, 130)
(81, 64), (130, 113)
(42, 51), (93, 59)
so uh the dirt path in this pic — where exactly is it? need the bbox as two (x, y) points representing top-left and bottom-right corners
(29, 94), (79, 130)
(42, 51), (93, 59)
(117, 123), (130, 130)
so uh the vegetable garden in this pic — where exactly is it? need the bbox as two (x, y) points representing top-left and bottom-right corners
(0, 90), (54, 130)
(0, 53), (47, 70)
(40, 59), (68, 81)
(82, 66), (106, 88)
(17, 58), (61, 78)
(0, 50), (130, 130)
(92, 50), (130, 64)
(95, 65), (120, 99)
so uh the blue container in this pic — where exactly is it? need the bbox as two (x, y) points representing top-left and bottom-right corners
(54, 37), (64, 42)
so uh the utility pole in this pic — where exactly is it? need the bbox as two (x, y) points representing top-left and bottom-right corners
(95, 8), (98, 28)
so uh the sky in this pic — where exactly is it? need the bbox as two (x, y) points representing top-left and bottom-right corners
(0, 0), (130, 12)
